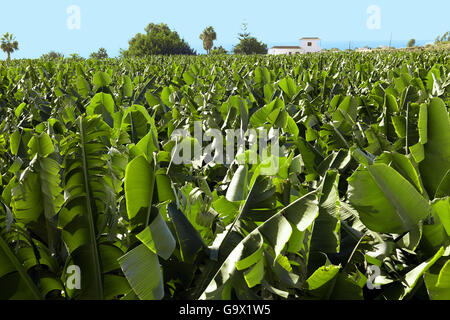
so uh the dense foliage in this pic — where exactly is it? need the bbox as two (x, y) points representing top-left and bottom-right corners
(90, 48), (109, 60)
(210, 46), (228, 55)
(121, 23), (196, 57)
(233, 23), (267, 55)
(0, 50), (449, 300)
(40, 51), (64, 60)
(233, 37), (268, 55)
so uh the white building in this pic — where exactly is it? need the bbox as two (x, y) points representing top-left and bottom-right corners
(300, 37), (321, 53)
(268, 37), (321, 55)
(355, 48), (372, 53)
(268, 46), (304, 55)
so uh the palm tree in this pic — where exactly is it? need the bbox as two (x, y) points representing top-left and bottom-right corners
(199, 26), (216, 54)
(1, 33), (19, 60)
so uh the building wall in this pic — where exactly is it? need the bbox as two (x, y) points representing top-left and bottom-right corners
(355, 48), (372, 53)
(268, 48), (304, 55)
(300, 39), (321, 53)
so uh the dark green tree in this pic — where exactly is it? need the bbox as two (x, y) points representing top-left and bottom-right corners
(122, 23), (195, 57)
(238, 22), (250, 39)
(233, 23), (267, 55)
(210, 46), (228, 55)
(407, 39), (416, 48)
(90, 48), (109, 59)
(233, 37), (268, 55)
(1, 32), (19, 60)
(41, 51), (64, 60)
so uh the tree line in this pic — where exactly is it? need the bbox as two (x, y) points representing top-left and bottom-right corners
(120, 23), (268, 57)
(1, 22), (268, 60)
(3, 26), (449, 60)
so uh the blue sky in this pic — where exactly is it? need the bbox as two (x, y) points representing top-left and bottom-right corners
(0, 0), (448, 58)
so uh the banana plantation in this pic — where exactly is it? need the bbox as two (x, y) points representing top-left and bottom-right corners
(0, 51), (449, 300)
